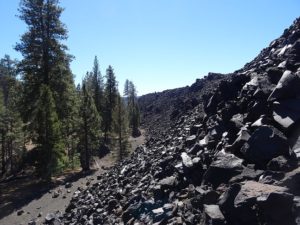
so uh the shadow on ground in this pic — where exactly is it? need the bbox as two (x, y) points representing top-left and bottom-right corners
(0, 169), (96, 219)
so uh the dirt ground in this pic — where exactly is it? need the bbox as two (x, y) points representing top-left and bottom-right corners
(0, 132), (146, 225)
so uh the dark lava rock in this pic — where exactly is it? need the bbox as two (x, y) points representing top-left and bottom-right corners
(202, 151), (243, 188)
(257, 191), (294, 225)
(234, 181), (288, 225)
(65, 182), (72, 189)
(17, 210), (24, 216)
(202, 204), (225, 225)
(268, 70), (300, 101)
(241, 125), (291, 167)
(273, 99), (300, 129)
(185, 135), (197, 147)
(108, 199), (119, 211)
(158, 176), (178, 189)
(280, 167), (300, 194)
(267, 155), (297, 171)
(61, 17), (300, 225)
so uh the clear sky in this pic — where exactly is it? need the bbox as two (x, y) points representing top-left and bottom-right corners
(0, 0), (299, 95)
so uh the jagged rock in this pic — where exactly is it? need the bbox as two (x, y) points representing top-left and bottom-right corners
(62, 18), (300, 225)
(218, 183), (241, 223)
(188, 143), (202, 155)
(229, 166), (264, 183)
(266, 67), (283, 84)
(234, 181), (288, 225)
(257, 192), (294, 225)
(203, 204), (225, 225)
(181, 152), (193, 168)
(268, 70), (300, 101)
(241, 125), (291, 167)
(190, 124), (202, 135)
(273, 99), (300, 130)
(280, 167), (300, 194)
(108, 199), (119, 211)
(158, 176), (177, 189)
(202, 151), (243, 188)
(226, 127), (250, 154)
(267, 155), (297, 171)
(185, 135), (197, 146)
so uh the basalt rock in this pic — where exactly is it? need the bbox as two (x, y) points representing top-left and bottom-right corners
(62, 17), (300, 225)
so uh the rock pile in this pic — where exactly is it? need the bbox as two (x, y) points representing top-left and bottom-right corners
(62, 18), (300, 225)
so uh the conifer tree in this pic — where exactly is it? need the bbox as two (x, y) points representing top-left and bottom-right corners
(115, 94), (129, 161)
(92, 56), (104, 114)
(16, 0), (73, 120)
(35, 85), (66, 180)
(0, 89), (5, 175)
(103, 66), (118, 142)
(16, 0), (78, 175)
(124, 80), (140, 137)
(0, 55), (24, 176)
(78, 82), (101, 171)
(123, 79), (130, 97)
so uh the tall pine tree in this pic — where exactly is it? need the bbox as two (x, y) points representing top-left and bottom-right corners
(35, 85), (66, 180)
(78, 82), (101, 171)
(16, 0), (78, 176)
(124, 80), (140, 137)
(103, 65), (118, 142)
(92, 56), (104, 114)
(0, 55), (24, 176)
(114, 94), (129, 161)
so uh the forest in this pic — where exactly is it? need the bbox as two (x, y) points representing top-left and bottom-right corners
(0, 0), (140, 181)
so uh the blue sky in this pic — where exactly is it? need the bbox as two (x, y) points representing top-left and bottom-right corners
(0, 0), (299, 95)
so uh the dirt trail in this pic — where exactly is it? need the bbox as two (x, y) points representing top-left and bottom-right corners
(0, 131), (146, 225)
(0, 154), (114, 225)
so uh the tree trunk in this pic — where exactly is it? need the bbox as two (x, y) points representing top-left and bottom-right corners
(83, 116), (89, 171)
(1, 131), (6, 175)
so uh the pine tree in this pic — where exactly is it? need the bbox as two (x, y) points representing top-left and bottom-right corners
(0, 89), (5, 175)
(92, 56), (104, 114)
(16, 0), (78, 175)
(0, 55), (25, 176)
(114, 94), (129, 161)
(103, 66), (118, 142)
(124, 80), (140, 137)
(35, 85), (66, 180)
(16, 0), (71, 119)
(123, 79), (130, 97)
(78, 82), (101, 171)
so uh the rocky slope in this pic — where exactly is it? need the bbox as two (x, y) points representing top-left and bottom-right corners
(60, 18), (300, 225)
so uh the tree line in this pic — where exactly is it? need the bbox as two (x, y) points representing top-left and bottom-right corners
(0, 0), (140, 180)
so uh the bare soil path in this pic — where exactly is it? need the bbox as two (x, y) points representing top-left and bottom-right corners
(0, 153), (115, 225)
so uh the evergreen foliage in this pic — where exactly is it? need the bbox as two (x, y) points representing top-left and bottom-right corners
(15, 0), (78, 177)
(103, 65), (118, 142)
(78, 81), (101, 171)
(115, 95), (129, 161)
(124, 80), (140, 137)
(0, 1), (141, 178)
(35, 85), (66, 180)
(0, 55), (25, 176)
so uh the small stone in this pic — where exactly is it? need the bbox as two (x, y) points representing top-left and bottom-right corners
(45, 213), (55, 222)
(17, 210), (24, 216)
(65, 182), (72, 188)
(52, 191), (59, 198)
